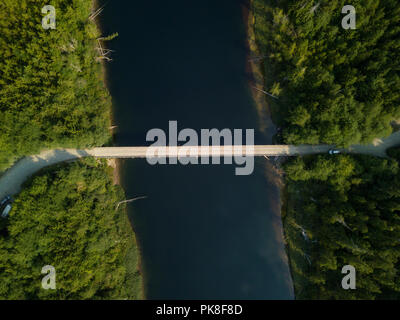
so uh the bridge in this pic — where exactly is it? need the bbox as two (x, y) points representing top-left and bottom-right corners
(87, 145), (333, 158)
(1, 130), (399, 199)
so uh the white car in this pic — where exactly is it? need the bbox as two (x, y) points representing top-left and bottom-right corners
(328, 149), (340, 155)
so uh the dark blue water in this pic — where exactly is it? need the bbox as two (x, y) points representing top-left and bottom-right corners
(101, 0), (293, 299)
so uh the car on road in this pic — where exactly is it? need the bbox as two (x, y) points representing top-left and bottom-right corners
(328, 149), (341, 155)
(1, 196), (12, 218)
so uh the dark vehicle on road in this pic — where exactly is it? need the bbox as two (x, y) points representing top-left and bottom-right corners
(1, 196), (12, 218)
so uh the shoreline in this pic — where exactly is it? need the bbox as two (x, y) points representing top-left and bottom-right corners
(91, 1), (122, 187)
(245, 0), (295, 298)
(243, 1), (276, 142)
(92, 0), (145, 299)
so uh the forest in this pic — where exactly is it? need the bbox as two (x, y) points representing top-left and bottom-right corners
(283, 150), (400, 299)
(0, 0), (111, 170)
(0, 0), (142, 300)
(252, 0), (400, 299)
(253, 0), (400, 146)
(0, 159), (142, 299)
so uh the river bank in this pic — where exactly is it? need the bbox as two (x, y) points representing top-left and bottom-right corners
(244, 2), (276, 141)
(246, 0), (294, 297)
(92, 0), (144, 299)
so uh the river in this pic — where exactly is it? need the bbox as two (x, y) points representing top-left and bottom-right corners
(100, 0), (294, 299)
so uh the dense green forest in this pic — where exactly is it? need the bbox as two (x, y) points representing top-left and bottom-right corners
(0, 0), (141, 300)
(253, 0), (400, 146)
(283, 151), (400, 299)
(252, 0), (400, 299)
(0, 0), (111, 170)
(0, 159), (142, 299)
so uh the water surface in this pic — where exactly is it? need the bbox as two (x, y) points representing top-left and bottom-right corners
(101, 0), (294, 299)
